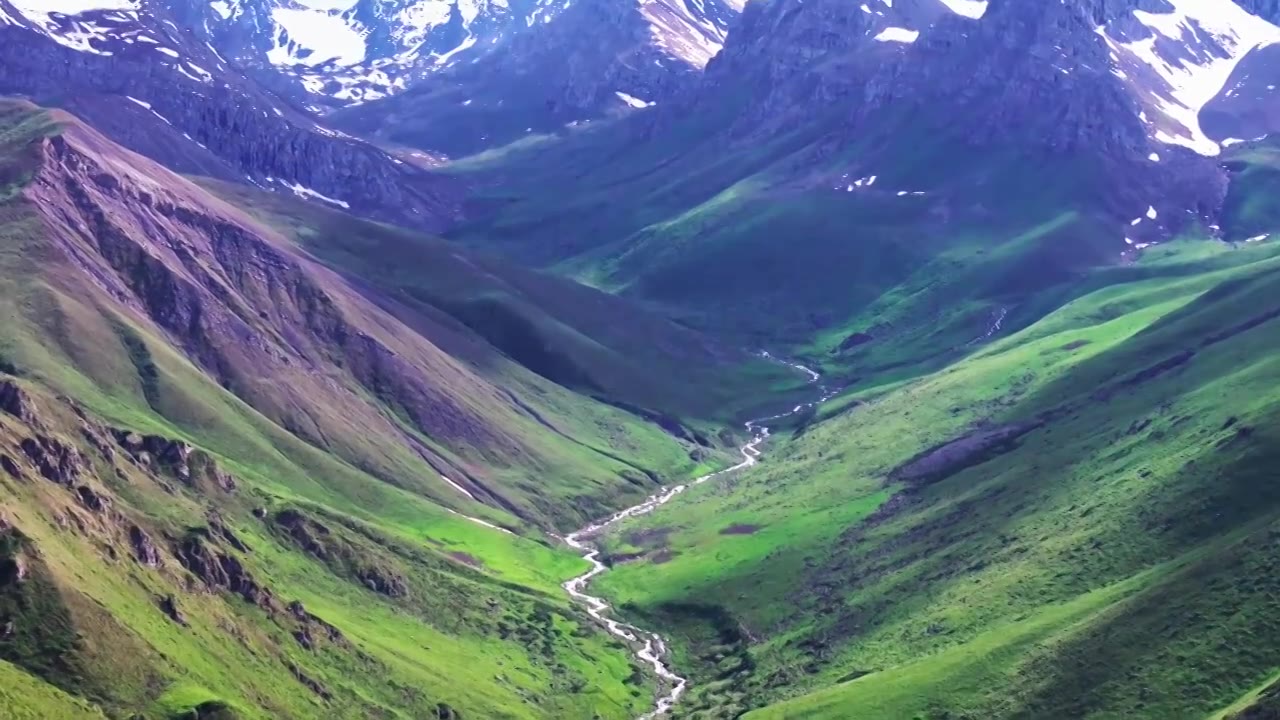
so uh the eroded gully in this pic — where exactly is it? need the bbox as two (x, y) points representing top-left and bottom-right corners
(561, 355), (840, 719)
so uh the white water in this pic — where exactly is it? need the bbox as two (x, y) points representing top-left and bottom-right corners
(562, 355), (840, 719)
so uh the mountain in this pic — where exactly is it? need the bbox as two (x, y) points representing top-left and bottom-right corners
(8, 0), (1280, 718)
(447, 0), (1280, 360)
(329, 0), (745, 155)
(0, 0), (465, 231)
(0, 98), (798, 719)
(162, 0), (575, 109)
(421, 1), (1280, 718)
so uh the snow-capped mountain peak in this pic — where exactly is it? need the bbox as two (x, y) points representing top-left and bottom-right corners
(1099, 0), (1280, 156)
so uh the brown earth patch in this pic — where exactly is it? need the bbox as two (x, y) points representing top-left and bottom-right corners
(447, 551), (482, 568)
(891, 421), (1042, 483)
(1060, 340), (1091, 351)
(650, 549), (676, 564)
(719, 524), (764, 536)
(625, 526), (672, 549)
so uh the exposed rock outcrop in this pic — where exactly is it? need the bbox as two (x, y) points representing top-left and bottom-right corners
(157, 594), (187, 626)
(892, 421), (1043, 483)
(273, 509), (409, 598)
(19, 435), (85, 486)
(174, 534), (277, 612)
(113, 431), (236, 494)
(74, 485), (111, 514)
(129, 525), (162, 568)
(0, 17), (460, 231)
(0, 455), (22, 480)
(0, 380), (41, 427)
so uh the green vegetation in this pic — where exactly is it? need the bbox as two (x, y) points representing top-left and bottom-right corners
(446, 98), (1127, 372)
(0, 99), (805, 719)
(582, 234), (1280, 718)
(198, 177), (799, 425)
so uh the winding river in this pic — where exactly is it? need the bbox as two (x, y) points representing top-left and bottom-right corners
(562, 355), (839, 719)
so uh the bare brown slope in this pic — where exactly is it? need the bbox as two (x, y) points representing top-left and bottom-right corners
(6, 101), (707, 528)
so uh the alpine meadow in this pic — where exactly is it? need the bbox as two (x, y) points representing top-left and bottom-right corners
(1, 1), (1280, 719)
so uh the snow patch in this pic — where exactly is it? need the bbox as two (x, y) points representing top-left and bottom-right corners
(433, 34), (477, 66)
(937, 0), (988, 19)
(1146, 205), (1158, 220)
(267, 177), (351, 209)
(125, 95), (173, 126)
(874, 27), (919, 43)
(209, 1), (232, 20)
(267, 7), (368, 67)
(1102, 0), (1280, 156)
(615, 91), (654, 108)
(8, 0), (138, 54)
(10, 0), (136, 17)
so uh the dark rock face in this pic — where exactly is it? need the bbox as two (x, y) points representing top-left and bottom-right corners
(156, 594), (187, 626)
(331, 0), (741, 155)
(0, 19), (459, 231)
(273, 510), (331, 562)
(1239, 0), (1280, 23)
(206, 514), (249, 554)
(357, 567), (410, 599)
(287, 600), (346, 650)
(273, 509), (409, 598)
(0, 381), (40, 427)
(74, 486), (111, 514)
(128, 525), (162, 568)
(0, 455), (22, 480)
(174, 534), (277, 612)
(19, 436), (85, 486)
(287, 661), (332, 700)
(670, 0), (1227, 238)
(838, 333), (875, 351)
(113, 431), (236, 494)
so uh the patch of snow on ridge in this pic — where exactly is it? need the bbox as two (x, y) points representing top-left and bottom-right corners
(433, 34), (477, 66)
(937, 0), (988, 19)
(615, 91), (654, 108)
(8, 0), (138, 53)
(267, 7), (368, 67)
(1102, 0), (1280, 156)
(10, 0), (136, 17)
(267, 177), (350, 209)
(874, 27), (920, 43)
(124, 95), (173, 126)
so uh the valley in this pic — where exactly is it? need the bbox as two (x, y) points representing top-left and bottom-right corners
(563, 356), (833, 719)
(3, 0), (1280, 718)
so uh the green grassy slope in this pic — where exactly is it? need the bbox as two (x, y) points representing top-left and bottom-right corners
(196, 178), (796, 425)
(0, 100), (798, 718)
(445, 104), (1135, 387)
(582, 232), (1280, 719)
(1223, 137), (1280, 242)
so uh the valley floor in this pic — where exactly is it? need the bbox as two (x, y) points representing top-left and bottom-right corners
(582, 236), (1280, 720)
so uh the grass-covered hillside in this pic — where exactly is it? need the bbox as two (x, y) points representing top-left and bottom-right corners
(444, 76), (1178, 377)
(0, 98), (798, 718)
(583, 229), (1280, 719)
